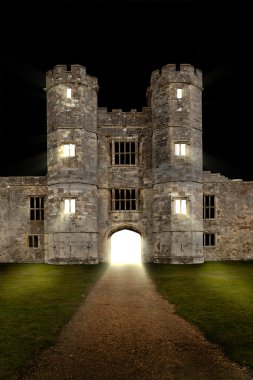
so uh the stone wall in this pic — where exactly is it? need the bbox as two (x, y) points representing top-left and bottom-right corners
(0, 177), (47, 262)
(203, 172), (253, 260)
(97, 108), (153, 263)
(150, 63), (203, 263)
(45, 64), (98, 264)
(0, 64), (252, 265)
(44, 183), (98, 263)
(153, 181), (203, 263)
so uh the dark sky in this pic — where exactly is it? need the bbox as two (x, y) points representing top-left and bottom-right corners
(0, 1), (253, 179)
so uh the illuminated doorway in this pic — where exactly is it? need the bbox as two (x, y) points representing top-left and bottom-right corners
(111, 229), (142, 264)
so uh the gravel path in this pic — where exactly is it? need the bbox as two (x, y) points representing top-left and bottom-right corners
(21, 265), (252, 380)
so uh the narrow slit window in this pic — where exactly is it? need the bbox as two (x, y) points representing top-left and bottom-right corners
(175, 199), (187, 214)
(177, 88), (182, 99)
(67, 88), (72, 98)
(203, 195), (215, 219)
(63, 144), (75, 157)
(64, 198), (76, 214)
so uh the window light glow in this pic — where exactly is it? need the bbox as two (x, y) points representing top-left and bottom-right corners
(67, 88), (72, 98)
(181, 144), (186, 156)
(64, 199), (76, 214)
(111, 229), (141, 265)
(63, 144), (75, 157)
(177, 88), (182, 99)
(175, 143), (186, 156)
(175, 199), (187, 214)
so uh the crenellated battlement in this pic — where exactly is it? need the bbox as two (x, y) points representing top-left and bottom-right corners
(46, 64), (98, 91)
(151, 63), (202, 88)
(98, 107), (151, 114)
(97, 107), (152, 126)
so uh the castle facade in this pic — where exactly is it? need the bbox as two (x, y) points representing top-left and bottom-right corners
(0, 64), (252, 264)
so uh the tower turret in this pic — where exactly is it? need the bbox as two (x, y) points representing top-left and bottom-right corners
(45, 64), (99, 263)
(151, 64), (204, 263)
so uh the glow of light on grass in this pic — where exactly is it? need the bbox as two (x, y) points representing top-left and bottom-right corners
(111, 229), (141, 265)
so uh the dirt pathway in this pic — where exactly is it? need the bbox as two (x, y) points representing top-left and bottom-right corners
(21, 265), (252, 380)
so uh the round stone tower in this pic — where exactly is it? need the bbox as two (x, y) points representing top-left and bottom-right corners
(45, 64), (99, 263)
(151, 64), (204, 263)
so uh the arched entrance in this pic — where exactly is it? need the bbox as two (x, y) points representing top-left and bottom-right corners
(111, 229), (142, 264)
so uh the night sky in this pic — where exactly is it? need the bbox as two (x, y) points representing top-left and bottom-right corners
(0, 1), (252, 179)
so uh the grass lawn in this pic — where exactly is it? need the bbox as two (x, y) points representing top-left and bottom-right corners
(145, 261), (253, 369)
(0, 263), (107, 380)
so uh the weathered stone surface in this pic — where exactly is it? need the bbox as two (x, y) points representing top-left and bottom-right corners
(0, 177), (47, 262)
(203, 172), (253, 260)
(151, 64), (203, 263)
(0, 64), (252, 264)
(46, 64), (98, 264)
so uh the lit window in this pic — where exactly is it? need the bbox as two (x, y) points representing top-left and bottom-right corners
(203, 233), (215, 246)
(177, 89), (182, 99)
(203, 195), (215, 219)
(28, 235), (39, 248)
(175, 199), (187, 214)
(30, 197), (44, 220)
(67, 88), (72, 98)
(175, 143), (186, 156)
(63, 144), (75, 157)
(64, 199), (76, 214)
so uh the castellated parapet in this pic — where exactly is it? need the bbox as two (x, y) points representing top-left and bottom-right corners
(0, 63), (252, 264)
(151, 64), (202, 89)
(46, 64), (98, 91)
(97, 107), (152, 126)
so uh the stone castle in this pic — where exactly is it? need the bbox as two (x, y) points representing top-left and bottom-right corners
(0, 64), (252, 264)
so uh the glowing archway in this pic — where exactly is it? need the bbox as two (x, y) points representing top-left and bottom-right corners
(111, 229), (142, 264)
